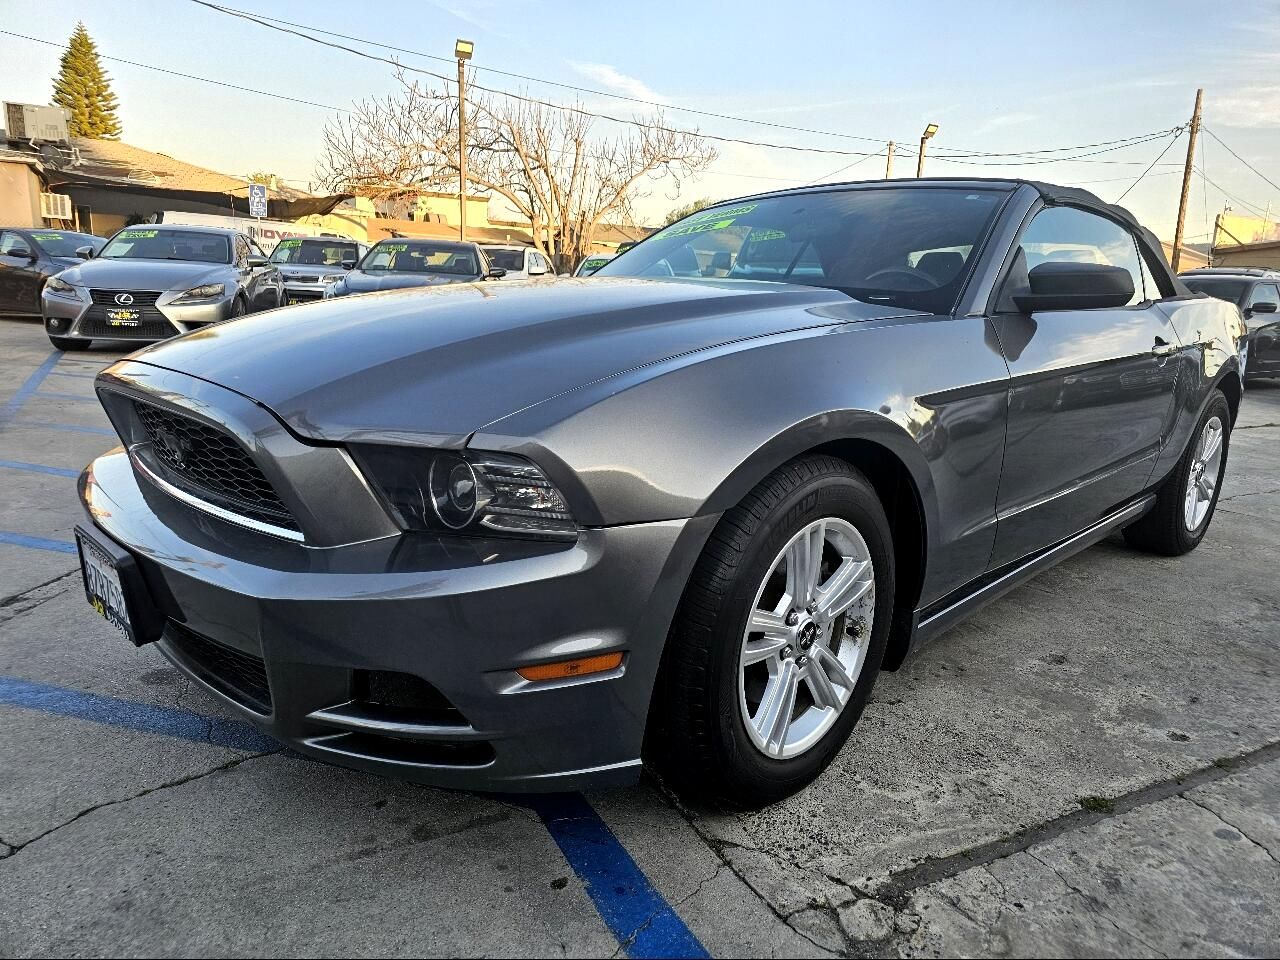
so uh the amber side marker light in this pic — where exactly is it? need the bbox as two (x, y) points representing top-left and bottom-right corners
(516, 652), (624, 682)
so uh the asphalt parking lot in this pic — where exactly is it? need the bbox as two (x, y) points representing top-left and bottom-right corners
(1, 314), (1277, 959)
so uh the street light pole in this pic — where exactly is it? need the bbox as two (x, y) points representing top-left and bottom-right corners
(455, 39), (474, 242)
(916, 123), (939, 178)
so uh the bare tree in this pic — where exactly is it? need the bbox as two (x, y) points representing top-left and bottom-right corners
(316, 69), (717, 269)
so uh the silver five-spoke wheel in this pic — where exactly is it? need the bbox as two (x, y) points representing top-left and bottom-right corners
(739, 517), (875, 759)
(1184, 415), (1224, 532)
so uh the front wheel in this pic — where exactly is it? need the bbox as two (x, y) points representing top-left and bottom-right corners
(650, 455), (895, 807)
(1124, 391), (1232, 556)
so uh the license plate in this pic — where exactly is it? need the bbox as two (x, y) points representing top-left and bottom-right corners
(76, 531), (136, 643)
(106, 308), (140, 325)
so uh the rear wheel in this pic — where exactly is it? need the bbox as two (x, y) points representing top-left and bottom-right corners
(1124, 391), (1231, 556)
(651, 455), (894, 807)
(231, 296), (247, 318)
(48, 335), (90, 351)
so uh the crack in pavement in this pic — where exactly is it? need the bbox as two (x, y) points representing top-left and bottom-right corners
(1219, 485), (1280, 502)
(0, 569), (79, 625)
(1024, 849), (1169, 958)
(608, 862), (728, 959)
(2, 749), (281, 859)
(1184, 796), (1280, 866)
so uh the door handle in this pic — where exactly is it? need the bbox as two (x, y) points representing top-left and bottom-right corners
(1152, 338), (1178, 358)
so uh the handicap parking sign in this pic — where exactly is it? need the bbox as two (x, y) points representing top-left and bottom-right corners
(249, 183), (268, 218)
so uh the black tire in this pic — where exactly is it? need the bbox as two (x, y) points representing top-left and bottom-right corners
(48, 335), (90, 351)
(1123, 391), (1232, 556)
(649, 455), (895, 807)
(231, 296), (247, 318)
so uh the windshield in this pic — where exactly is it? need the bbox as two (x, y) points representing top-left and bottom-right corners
(598, 187), (1007, 312)
(30, 232), (97, 258)
(483, 248), (526, 270)
(1183, 277), (1250, 306)
(100, 228), (231, 263)
(360, 241), (481, 276)
(576, 256), (612, 276)
(270, 238), (360, 266)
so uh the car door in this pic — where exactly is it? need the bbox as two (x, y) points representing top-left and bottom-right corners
(988, 204), (1181, 567)
(0, 230), (44, 314)
(1243, 281), (1280, 377)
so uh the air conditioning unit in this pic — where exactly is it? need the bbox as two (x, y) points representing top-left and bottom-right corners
(40, 192), (73, 221)
(4, 102), (71, 142)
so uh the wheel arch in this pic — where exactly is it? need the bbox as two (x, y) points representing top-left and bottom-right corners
(697, 412), (936, 671)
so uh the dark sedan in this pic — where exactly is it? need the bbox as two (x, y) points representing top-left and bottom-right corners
(324, 238), (503, 298)
(0, 228), (103, 317)
(1181, 267), (1280, 381)
(74, 180), (1242, 806)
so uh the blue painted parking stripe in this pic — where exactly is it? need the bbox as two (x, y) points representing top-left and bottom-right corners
(34, 390), (97, 403)
(46, 369), (99, 380)
(524, 793), (711, 959)
(0, 672), (709, 957)
(0, 351), (60, 427)
(15, 420), (115, 436)
(0, 676), (279, 753)
(0, 531), (76, 554)
(0, 459), (79, 478)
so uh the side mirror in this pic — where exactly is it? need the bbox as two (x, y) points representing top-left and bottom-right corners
(1248, 301), (1277, 315)
(247, 254), (268, 268)
(341, 258), (357, 270)
(76, 245), (94, 260)
(488, 267), (507, 279)
(1013, 261), (1135, 313)
(8, 246), (35, 260)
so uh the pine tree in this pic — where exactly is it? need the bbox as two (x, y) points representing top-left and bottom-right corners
(51, 23), (122, 139)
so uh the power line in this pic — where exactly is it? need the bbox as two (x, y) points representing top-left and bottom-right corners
(805, 148), (887, 185)
(1195, 165), (1270, 219)
(1202, 127), (1280, 196)
(1115, 127), (1186, 203)
(0, 29), (349, 114)
(192, 1), (1180, 162)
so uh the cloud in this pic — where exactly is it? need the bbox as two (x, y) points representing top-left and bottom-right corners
(971, 112), (1038, 137)
(569, 62), (668, 104)
(1210, 86), (1280, 128)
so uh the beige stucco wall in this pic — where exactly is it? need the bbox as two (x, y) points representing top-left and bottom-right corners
(0, 160), (43, 228)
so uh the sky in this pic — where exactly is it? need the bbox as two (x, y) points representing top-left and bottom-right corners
(2, 0), (1279, 243)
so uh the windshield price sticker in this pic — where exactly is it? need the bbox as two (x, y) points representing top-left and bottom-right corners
(118, 229), (158, 239)
(382, 243), (409, 253)
(658, 204), (757, 240)
(748, 229), (787, 242)
(32, 233), (65, 241)
(276, 238), (302, 249)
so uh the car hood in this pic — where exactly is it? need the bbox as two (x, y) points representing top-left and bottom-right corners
(340, 270), (475, 293)
(58, 258), (232, 291)
(129, 278), (916, 444)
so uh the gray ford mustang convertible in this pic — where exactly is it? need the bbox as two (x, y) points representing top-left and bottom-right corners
(76, 179), (1243, 805)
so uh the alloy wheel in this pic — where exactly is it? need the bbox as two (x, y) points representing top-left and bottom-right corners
(1184, 415), (1224, 532)
(739, 517), (875, 760)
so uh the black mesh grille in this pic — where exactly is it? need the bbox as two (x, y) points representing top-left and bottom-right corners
(89, 289), (163, 305)
(79, 306), (176, 340)
(165, 620), (271, 713)
(133, 400), (299, 531)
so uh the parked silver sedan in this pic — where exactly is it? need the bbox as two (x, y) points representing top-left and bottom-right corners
(41, 224), (282, 350)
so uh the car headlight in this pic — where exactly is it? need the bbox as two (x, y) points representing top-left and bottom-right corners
(350, 446), (577, 540)
(322, 273), (345, 282)
(44, 276), (82, 299)
(173, 283), (227, 303)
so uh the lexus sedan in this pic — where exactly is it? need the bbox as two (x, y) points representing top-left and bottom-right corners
(0, 228), (103, 318)
(75, 179), (1242, 806)
(324, 238), (503, 297)
(41, 224), (282, 350)
(269, 236), (368, 304)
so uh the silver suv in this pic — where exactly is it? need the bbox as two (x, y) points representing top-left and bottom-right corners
(268, 236), (368, 303)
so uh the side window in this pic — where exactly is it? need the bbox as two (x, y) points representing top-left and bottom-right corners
(1003, 206), (1144, 309)
(0, 231), (33, 257)
(234, 235), (250, 267)
(249, 239), (267, 260)
(1137, 248), (1163, 301)
(1249, 283), (1280, 311)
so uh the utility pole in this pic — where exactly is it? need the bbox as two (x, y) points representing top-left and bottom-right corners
(455, 39), (474, 242)
(916, 123), (939, 178)
(1171, 87), (1203, 273)
(884, 141), (895, 179)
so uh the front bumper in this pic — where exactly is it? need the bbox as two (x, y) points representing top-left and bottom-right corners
(43, 289), (235, 343)
(78, 433), (714, 792)
(281, 278), (337, 303)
